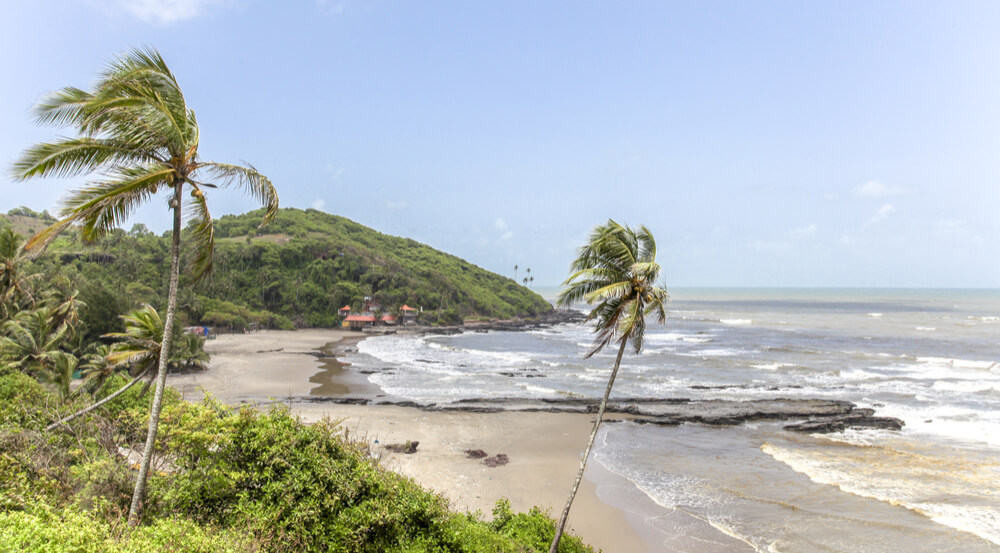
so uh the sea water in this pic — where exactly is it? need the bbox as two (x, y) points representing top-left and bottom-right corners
(341, 288), (1000, 552)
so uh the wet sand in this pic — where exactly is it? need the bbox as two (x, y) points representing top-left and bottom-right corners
(172, 329), (745, 553)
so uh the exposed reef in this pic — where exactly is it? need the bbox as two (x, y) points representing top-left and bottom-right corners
(286, 396), (904, 434)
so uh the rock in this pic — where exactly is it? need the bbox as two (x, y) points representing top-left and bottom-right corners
(384, 441), (419, 454)
(483, 453), (509, 467)
(784, 410), (904, 433)
(464, 449), (488, 459)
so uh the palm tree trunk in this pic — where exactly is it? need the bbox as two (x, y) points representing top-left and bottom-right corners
(45, 367), (150, 431)
(548, 338), (629, 553)
(128, 183), (183, 526)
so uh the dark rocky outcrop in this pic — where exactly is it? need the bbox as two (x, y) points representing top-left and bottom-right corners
(783, 408), (904, 433)
(287, 395), (903, 434)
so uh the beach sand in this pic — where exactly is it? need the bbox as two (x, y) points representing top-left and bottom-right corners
(172, 330), (749, 553)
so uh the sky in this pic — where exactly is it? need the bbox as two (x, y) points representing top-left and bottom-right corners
(1, 1), (998, 288)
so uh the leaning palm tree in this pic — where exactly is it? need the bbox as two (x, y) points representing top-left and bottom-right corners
(548, 220), (668, 553)
(46, 305), (164, 431)
(10, 47), (278, 524)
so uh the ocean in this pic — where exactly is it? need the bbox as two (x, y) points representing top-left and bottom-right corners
(340, 288), (1000, 552)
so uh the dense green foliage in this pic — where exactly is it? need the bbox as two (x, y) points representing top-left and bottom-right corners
(0, 370), (594, 552)
(2, 207), (550, 333)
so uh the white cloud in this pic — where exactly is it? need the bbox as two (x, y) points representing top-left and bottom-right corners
(936, 219), (966, 229)
(749, 240), (788, 253)
(97, 0), (234, 25)
(748, 223), (817, 253)
(494, 218), (513, 240)
(316, 0), (344, 15)
(869, 203), (896, 224)
(326, 165), (345, 182)
(852, 180), (906, 198)
(790, 224), (817, 239)
(310, 198), (326, 211)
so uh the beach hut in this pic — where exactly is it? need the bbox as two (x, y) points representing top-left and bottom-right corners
(400, 305), (418, 325)
(344, 314), (376, 330)
(380, 314), (397, 326)
(338, 305), (352, 316)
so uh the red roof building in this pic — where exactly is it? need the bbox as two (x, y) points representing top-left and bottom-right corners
(344, 314), (376, 330)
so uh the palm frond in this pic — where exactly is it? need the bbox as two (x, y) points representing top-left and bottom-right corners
(197, 162), (279, 226)
(185, 190), (215, 282)
(561, 219), (669, 358)
(10, 137), (162, 180)
(33, 87), (94, 127)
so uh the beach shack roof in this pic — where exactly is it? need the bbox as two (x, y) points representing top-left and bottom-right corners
(338, 305), (352, 312)
(401, 305), (418, 311)
(345, 314), (376, 322)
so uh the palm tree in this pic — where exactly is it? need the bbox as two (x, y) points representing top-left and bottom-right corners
(0, 229), (39, 318)
(79, 343), (120, 393)
(46, 304), (164, 431)
(548, 220), (668, 553)
(42, 351), (79, 401)
(514, 264), (518, 281)
(0, 307), (73, 378)
(10, 47), (278, 524)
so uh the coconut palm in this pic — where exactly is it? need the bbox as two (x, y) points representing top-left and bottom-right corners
(0, 229), (39, 318)
(41, 351), (79, 401)
(10, 47), (278, 524)
(0, 306), (73, 378)
(46, 305), (163, 432)
(548, 220), (668, 553)
(79, 343), (120, 393)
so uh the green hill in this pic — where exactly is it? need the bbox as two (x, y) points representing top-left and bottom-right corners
(2, 207), (551, 335)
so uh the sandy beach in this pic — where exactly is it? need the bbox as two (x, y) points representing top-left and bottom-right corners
(171, 329), (678, 553)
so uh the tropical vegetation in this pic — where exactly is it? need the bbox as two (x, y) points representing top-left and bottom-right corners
(0, 366), (595, 552)
(549, 220), (668, 553)
(9, 46), (278, 523)
(1, 206), (551, 332)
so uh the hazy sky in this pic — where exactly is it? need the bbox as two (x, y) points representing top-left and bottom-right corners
(2, 1), (998, 288)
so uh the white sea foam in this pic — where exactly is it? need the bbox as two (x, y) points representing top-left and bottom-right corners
(917, 357), (999, 372)
(645, 332), (714, 344)
(867, 313), (884, 318)
(677, 348), (742, 358)
(750, 362), (791, 371)
(720, 318), (753, 326)
(761, 442), (1000, 545)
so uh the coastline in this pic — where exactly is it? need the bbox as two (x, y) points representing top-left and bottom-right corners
(171, 329), (666, 553)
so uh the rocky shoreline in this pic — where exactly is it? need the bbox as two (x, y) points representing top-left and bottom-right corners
(288, 395), (904, 434)
(363, 308), (587, 336)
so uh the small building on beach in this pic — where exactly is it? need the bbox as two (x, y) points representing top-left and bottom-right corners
(344, 314), (376, 330)
(338, 305), (352, 317)
(400, 305), (418, 325)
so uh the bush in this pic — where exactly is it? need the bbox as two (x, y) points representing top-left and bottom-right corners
(0, 370), (596, 553)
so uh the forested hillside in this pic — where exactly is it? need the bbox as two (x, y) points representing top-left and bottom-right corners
(0, 207), (551, 339)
